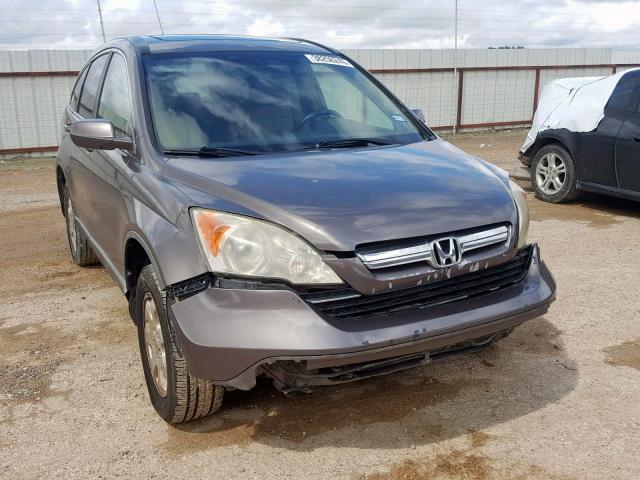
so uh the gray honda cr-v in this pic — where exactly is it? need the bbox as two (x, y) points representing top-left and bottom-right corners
(56, 35), (556, 423)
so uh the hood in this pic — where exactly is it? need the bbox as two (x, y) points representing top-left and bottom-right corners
(161, 139), (516, 252)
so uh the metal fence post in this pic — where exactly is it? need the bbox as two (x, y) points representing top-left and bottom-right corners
(456, 69), (464, 131)
(532, 67), (541, 118)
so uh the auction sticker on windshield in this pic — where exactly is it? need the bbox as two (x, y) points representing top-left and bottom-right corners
(305, 54), (354, 68)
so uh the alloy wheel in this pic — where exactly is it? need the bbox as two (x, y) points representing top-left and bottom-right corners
(535, 153), (566, 195)
(143, 292), (168, 397)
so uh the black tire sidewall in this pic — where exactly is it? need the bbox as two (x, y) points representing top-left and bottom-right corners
(530, 144), (577, 203)
(135, 266), (178, 421)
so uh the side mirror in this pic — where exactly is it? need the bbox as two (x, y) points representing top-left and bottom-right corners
(69, 119), (133, 151)
(410, 108), (425, 123)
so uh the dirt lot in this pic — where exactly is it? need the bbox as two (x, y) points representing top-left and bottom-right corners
(1, 130), (639, 479)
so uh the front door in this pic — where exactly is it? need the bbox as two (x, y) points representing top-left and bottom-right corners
(577, 70), (640, 188)
(616, 111), (640, 192)
(613, 70), (640, 192)
(85, 52), (136, 274)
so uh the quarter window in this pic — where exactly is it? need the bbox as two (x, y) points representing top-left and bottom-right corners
(77, 54), (109, 118)
(70, 68), (88, 112)
(98, 55), (132, 137)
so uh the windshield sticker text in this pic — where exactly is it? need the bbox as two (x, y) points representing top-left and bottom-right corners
(305, 54), (354, 68)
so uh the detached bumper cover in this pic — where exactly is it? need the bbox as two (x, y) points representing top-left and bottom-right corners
(170, 244), (555, 389)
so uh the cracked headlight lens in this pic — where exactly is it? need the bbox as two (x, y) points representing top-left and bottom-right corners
(191, 208), (343, 285)
(509, 179), (530, 249)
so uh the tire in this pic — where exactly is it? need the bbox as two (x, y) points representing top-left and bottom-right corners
(530, 144), (579, 203)
(135, 264), (224, 423)
(63, 186), (100, 266)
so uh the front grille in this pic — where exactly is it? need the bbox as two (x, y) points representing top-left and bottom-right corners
(302, 246), (532, 320)
(356, 224), (510, 270)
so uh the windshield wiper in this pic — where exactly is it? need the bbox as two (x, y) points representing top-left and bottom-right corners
(163, 146), (258, 157)
(302, 138), (396, 150)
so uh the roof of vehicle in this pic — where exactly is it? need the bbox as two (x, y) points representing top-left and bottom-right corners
(114, 35), (335, 55)
(521, 67), (640, 153)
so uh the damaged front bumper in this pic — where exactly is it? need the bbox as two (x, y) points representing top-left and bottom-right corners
(261, 328), (513, 392)
(169, 244), (556, 390)
(518, 151), (532, 166)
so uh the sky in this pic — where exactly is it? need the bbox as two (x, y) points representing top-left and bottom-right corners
(1, 0), (640, 50)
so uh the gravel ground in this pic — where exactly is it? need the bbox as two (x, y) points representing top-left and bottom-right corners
(1, 130), (639, 480)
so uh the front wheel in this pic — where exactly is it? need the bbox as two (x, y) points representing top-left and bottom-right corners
(135, 264), (224, 423)
(530, 144), (579, 203)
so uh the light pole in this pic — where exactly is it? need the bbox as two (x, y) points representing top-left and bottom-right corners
(453, 0), (458, 133)
(152, 0), (165, 35)
(96, 0), (106, 43)
(454, 0), (458, 51)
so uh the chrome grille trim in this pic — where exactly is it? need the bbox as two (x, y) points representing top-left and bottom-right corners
(458, 226), (510, 254)
(357, 225), (510, 270)
(356, 244), (432, 269)
(307, 293), (362, 304)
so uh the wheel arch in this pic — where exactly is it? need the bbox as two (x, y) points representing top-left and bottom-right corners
(124, 231), (166, 296)
(527, 131), (577, 165)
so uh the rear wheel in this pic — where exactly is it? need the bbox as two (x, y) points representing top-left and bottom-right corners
(63, 186), (100, 266)
(135, 264), (224, 423)
(530, 144), (578, 203)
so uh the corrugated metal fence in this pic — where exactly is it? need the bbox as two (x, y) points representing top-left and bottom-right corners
(2, 48), (640, 157)
(346, 48), (640, 131)
(0, 50), (91, 156)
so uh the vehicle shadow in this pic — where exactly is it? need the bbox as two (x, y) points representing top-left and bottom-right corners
(528, 190), (640, 227)
(163, 316), (578, 454)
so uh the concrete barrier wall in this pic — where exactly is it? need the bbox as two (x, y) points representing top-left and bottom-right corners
(2, 47), (640, 157)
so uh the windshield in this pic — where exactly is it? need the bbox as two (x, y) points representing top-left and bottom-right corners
(143, 51), (426, 154)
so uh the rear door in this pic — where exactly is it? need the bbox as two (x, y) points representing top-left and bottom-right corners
(614, 70), (640, 192)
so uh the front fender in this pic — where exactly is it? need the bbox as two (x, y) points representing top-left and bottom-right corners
(125, 198), (207, 292)
(523, 130), (578, 168)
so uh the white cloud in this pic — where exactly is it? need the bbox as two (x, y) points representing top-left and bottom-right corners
(1, 0), (640, 49)
(247, 15), (285, 37)
(579, 0), (640, 32)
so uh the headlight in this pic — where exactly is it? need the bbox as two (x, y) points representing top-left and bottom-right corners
(509, 179), (530, 249)
(191, 208), (343, 285)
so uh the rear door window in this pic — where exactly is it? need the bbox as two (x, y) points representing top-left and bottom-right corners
(97, 54), (132, 137)
(77, 54), (110, 118)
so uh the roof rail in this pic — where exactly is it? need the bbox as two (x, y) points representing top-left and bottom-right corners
(283, 37), (341, 55)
